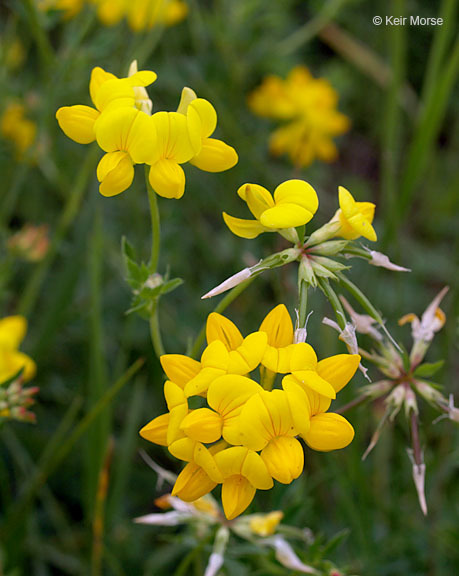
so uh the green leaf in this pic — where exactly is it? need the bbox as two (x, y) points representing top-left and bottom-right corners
(160, 277), (184, 295)
(414, 360), (445, 378)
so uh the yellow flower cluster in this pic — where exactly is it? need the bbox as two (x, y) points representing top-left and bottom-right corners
(224, 179), (377, 242)
(1, 102), (37, 158)
(140, 305), (360, 519)
(248, 66), (350, 168)
(0, 316), (36, 384)
(38, 0), (188, 31)
(56, 63), (238, 199)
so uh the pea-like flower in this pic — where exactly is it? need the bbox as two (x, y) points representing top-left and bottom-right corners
(176, 87), (238, 173)
(332, 186), (377, 241)
(223, 179), (318, 240)
(248, 66), (350, 168)
(1, 102), (36, 158)
(0, 316), (36, 383)
(56, 65), (157, 145)
(140, 307), (360, 519)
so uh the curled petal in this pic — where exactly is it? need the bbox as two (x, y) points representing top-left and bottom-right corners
(172, 462), (217, 502)
(188, 98), (217, 138)
(316, 354), (361, 393)
(261, 437), (304, 484)
(221, 476), (255, 520)
(180, 408), (222, 443)
(139, 413), (170, 446)
(56, 105), (98, 144)
(97, 152), (134, 197)
(190, 138), (238, 172)
(304, 412), (354, 451)
(149, 160), (186, 199)
(259, 305), (294, 348)
(0, 316), (27, 349)
(227, 331), (268, 374)
(273, 179), (319, 216)
(206, 313), (243, 351)
(242, 184), (275, 219)
(222, 213), (267, 239)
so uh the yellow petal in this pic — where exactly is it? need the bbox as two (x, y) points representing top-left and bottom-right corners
(261, 437), (304, 484)
(317, 354), (360, 393)
(273, 179), (319, 215)
(237, 183), (274, 214)
(97, 152), (134, 197)
(259, 305), (293, 348)
(89, 67), (116, 106)
(92, 78), (135, 112)
(289, 342), (317, 371)
(0, 349), (36, 382)
(259, 204), (314, 229)
(241, 450), (273, 490)
(221, 475), (256, 520)
(193, 442), (223, 483)
(227, 331), (268, 374)
(168, 437), (196, 461)
(167, 404), (189, 445)
(338, 186), (356, 214)
(139, 413), (169, 446)
(160, 354), (201, 388)
(190, 138), (238, 172)
(126, 70), (157, 87)
(244, 183), (275, 219)
(184, 366), (225, 398)
(180, 408), (222, 443)
(222, 212), (267, 239)
(282, 378), (311, 435)
(152, 111), (197, 163)
(188, 98), (217, 138)
(207, 375), (262, 417)
(149, 159), (186, 199)
(340, 210), (377, 242)
(172, 462), (217, 502)
(201, 340), (229, 369)
(0, 316), (27, 349)
(95, 107), (137, 153)
(56, 105), (98, 144)
(206, 313), (243, 350)
(176, 86), (197, 115)
(302, 387), (332, 417)
(164, 380), (187, 410)
(125, 111), (157, 164)
(261, 344), (295, 374)
(291, 370), (336, 399)
(304, 413), (355, 451)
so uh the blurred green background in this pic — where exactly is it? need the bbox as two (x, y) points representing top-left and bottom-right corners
(0, 0), (458, 574)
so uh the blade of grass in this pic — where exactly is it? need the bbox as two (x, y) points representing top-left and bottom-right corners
(85, 205), (110, 520)
(381, 0), (406, 247)
(0, 358), (144, 541)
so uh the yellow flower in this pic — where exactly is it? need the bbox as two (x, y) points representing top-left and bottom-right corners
(124, 0), (188, 32)
(94, 107), (157, 196)
(0, 316), (36, 383)
(239, 389), (305, 484)
(223, 179), (318, 240)
(333, 186), (377, 242)
(38, 0), (85, 19)
(56, 65), (157, 145)
(249, 511), (283, 536)
(147, 110), (201, 199)
(259, 304), (295, 374)
(176, 87), (238, 173)
(140, 311), (360, 519)
(214, 447), (273, 520)
(248, 66), (350, 167)
(1, 103), (36, 158)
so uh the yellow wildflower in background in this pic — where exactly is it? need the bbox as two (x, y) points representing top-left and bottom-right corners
(0, 316), (36, 383)
(248, 66), (349, 168)
(223, 179), (318, 240)
(1, 102), (37, 158)
(39, 0), (188, 30)
(140, 307), (359, 519)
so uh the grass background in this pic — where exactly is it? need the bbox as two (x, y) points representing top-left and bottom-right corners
(0, 0), (458, 574)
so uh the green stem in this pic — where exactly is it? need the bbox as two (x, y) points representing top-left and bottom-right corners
(297, 277), (308, 331)
(145, 166), (160, 273)
(317, 277), (347, 330)
(150, 301), (165, 358)
(23, 0), (54, 73)
(190, 277), (255, 358)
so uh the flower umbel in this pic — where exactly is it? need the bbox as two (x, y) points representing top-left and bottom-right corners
(248, 66), (350, 168)
(140, 307), (359, 519)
